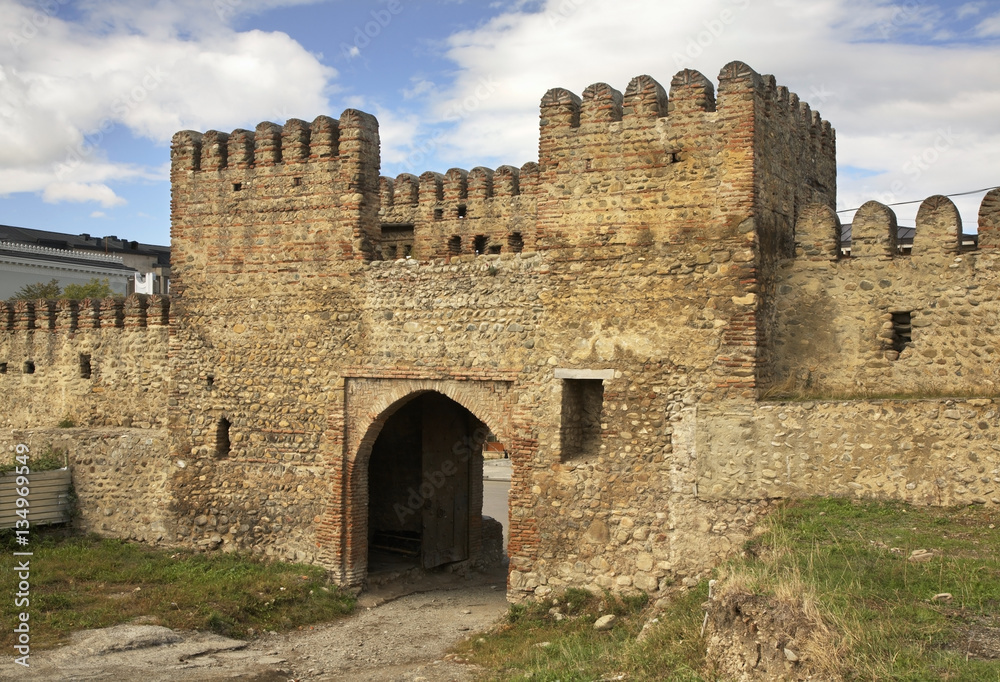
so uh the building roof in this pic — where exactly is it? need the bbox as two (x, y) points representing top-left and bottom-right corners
(0, 224), (170, 266)
(840, 223), (977, 247)
(0, 241), (137, 273)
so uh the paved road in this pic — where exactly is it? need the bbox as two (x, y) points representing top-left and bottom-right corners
(483, 479), (510, 547)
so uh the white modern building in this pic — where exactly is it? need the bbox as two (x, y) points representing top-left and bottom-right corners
(0, 225), (170, 299)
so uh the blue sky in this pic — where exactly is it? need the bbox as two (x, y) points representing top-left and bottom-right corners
(1, 0), (998, 246)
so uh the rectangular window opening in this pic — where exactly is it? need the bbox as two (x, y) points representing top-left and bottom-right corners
(488, 244), (502, 255)
(0, 363), (7, 374)
(508, 232), (524, 253)
(457, 204), (467, 219)
(206, 375), (215, 388)
(23, 361), (35, 375)
(473, 235), (487, 255)
(292, 176), (302, 187)
(448, 235), (462, 256)
(232, 182), (242, 191)
(79, 354), (92, 379)
(891, 311), (912, 354)
(434, 208), (444, 221)
(560, 379), (604, 462)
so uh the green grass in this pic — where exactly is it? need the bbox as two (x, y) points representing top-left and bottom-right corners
(458, 499), (1000, 681)
(0, 529), (354, 649)
(454, 587), (709, 681)
(726, 497), (1000, 681)
(0, 447), (67, 474)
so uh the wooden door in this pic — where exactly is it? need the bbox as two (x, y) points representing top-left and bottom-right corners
(420, 393), (470, 568)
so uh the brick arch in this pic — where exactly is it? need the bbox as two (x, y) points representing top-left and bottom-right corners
(347, 378), (514, 469)
(334, 377), (516, 585)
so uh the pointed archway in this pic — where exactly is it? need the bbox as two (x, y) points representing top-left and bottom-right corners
(363, 391), (490, 580)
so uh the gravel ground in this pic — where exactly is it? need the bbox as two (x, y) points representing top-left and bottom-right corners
(1, 569), (509, 682)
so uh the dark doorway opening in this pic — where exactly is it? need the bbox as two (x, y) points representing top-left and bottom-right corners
(367, 392), (487, 578)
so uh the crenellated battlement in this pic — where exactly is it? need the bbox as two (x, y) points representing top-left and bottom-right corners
(768, 187), (1000, 400)
(376, 162), (540, 260)
(532, 62), (836, 251)
(794, 189), (1000, 260)
(170, 60), (838, 269)
(170, 109), (382, 283)
(1, 295), (170, 332)
(380, 162), (539, 208)
(537, 63), (832, 144)
(170, 111), (377, 173)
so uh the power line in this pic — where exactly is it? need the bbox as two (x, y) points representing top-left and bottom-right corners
(836, 185), (1000, 214)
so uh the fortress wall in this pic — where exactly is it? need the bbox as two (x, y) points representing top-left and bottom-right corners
(165, 282), (359, 564)
(160, 233), (760, 583)
(166, 110), (384, 566)
(767, 192), (1000, 397)
(0, 295), (170, 429)
(9, 59), (996, 598)
(353, 245), (759, 593)
(2, 429), (173, 543)
(693, 399), (1000, 506)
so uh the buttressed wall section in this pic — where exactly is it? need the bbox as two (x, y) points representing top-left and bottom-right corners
(4, 60), (997, 599)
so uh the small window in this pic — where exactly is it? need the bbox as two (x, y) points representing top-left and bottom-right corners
(473, 235), (487, 255)
(488, 244), (502, 255)
(891, 312), (912, 354)
(960, 234), (978, 253)
(508, 232), (524, 253)
(560, 379), (604, 461)
(23, 361), (35, 375)
(434, 208), (444, 221)
(216, 417), (231, 457)
(79, 354), (91, 379)
(233, 182), (242, 191)
(0, 363), (7, 374)
(402, 244), (413, 258)
(457, 205), (467, 219)
(292, 177), (302, 187)
(206, 375), (215, 388)
(448, 235), (462, 255)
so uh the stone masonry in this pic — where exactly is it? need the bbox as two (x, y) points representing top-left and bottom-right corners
(1, 60), (998, 599)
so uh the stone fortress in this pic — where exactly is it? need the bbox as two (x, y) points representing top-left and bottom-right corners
(2, 60), (998, 598)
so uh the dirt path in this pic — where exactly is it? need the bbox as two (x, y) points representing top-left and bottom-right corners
(1, 570), (509, 681)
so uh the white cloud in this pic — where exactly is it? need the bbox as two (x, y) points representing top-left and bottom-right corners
(976, 12), (1000, 36)
(0, 0), (338, 206)
(90, 211), (107, 218)
(957, 2), (985, 20)
(403, 78), (436, 100)
(43, 182), (126, 207)
(414, 0), (1000, 228)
